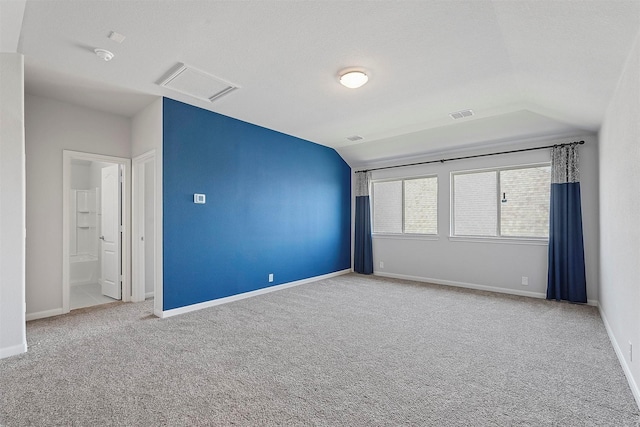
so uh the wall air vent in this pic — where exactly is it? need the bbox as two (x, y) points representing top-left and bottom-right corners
(159, 63), (239, 103)
(449, 109), (474, 120)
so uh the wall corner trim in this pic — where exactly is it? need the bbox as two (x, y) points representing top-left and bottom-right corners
(0, 342), (27, 360)
(157, 269), (352, 319)
(599, 305), (640, 410)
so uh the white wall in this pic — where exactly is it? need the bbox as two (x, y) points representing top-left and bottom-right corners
(599, 29), (640, 406)
(359, 133), (599, 302)
(70, 163), (90, 189)
(132, 98), (162, 157)
(25, 94), (131, 318)
(132, 98), (163, 312)
(0, 53), (27, 359)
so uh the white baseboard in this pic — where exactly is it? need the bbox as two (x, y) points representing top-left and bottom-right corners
(374, 271), (547, 299)
(26, 308), (65, 321)
(0, 341), (27, 359)
(70, 280), (95, 287)
(145, 292), (154, 299)
(599, 306), (640, 410)
(373, 271), (599, 306)
(158, 269), (352, 319)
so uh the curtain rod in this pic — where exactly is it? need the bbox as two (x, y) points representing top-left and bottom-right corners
(355, 140), (585, 173)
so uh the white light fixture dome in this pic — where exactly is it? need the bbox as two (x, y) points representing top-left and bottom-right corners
(94, 48), (115, 61)
(339, 69), (368, 89)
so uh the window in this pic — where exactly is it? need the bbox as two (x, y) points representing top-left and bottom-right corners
(372, 176), (437, 235)
(452, 164), (551, 239)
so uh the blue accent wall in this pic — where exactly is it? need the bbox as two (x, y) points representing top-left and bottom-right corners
(162, 98), (352, 310)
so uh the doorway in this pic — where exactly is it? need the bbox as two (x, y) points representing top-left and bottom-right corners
(62, 151), (132, 313)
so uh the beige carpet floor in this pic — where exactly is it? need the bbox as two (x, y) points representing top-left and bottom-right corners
(1, 274), (638, 426)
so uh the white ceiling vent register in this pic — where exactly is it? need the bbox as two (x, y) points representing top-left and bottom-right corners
(449, 109), (474, 120)
(160, 63), (239, 103)
(347, 135), (364, 142)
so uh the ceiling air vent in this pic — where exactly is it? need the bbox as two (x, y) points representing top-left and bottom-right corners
(347, 135), (364, 142)
(159, 63), (238, 103)
(449, 109), (474, 120)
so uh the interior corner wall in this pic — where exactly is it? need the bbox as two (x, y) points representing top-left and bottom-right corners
(24, 95), (131, 317)
(599, 29), (640, 405)
(359, 133), (599, 303)
(0, 53), (27, 359)
(132, 98), (162, 158)
(162, 98), (351, 311)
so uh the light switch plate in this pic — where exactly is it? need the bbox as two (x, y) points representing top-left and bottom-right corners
(194, 193), (206, 204)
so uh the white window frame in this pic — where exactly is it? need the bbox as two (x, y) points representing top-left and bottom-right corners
(371, 174), (438, 238)
(450, 163), (551, 243)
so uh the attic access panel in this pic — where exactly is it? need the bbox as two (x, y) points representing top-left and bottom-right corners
(160, 63), (238, 102)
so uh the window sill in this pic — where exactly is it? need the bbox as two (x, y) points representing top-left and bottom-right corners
(448, 236), (548, 246)
(373, 233), (439, 241)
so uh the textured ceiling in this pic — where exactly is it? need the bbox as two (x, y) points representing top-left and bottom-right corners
(6, 0), (640, 166)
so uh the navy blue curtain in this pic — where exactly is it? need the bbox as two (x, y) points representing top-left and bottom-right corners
(354, 172), (373, 274)
(547, 145), (587, 303)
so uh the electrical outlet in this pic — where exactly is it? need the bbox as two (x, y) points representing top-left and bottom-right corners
(268, 273), (274, 283)
(379, 261), (384, 269)
(630, 342), (633, 362)
(521, 276), (529, 286)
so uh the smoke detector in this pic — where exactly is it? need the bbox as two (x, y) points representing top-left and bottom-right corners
(94, 48), (114, 62)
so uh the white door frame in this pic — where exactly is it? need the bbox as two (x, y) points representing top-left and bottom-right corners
(62, 150), (132, 313)
(132, 150), (156, 303)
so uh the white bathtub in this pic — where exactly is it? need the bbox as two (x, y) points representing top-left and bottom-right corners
(70, 254), (98, 286)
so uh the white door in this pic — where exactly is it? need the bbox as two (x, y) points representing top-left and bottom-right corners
(100, 164), (122, 299)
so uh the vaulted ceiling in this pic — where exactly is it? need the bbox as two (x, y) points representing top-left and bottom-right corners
(3, 0), (639, 166)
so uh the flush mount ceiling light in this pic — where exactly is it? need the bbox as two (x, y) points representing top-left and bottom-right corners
(339, 69), (368, 89)
(94, 48), (114, 61)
